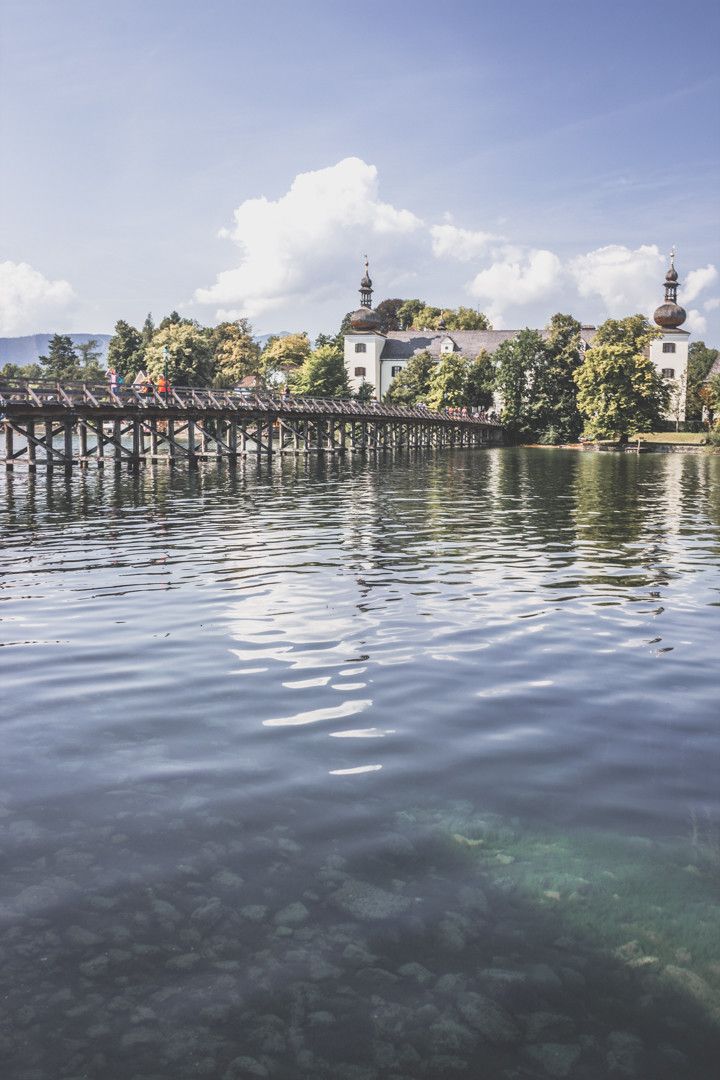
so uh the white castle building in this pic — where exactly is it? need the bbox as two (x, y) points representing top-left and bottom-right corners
(344, 256), (689, 419)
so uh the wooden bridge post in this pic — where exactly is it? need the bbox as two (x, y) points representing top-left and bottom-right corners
(149, 417), (158, 461)
(167, 418), (176, 464)
(26, 420), (36, 470)
(78, 419), (88, 467)
(4, 422), (13, 471)
(187, 418), (197, 467)
(267, 416), (274, 458)
(63, 417), (73, 471)
(44, 420), (54, 471)
(131, 418), (142, 466)
(113, 420), (122, 467)
(229, 419), (238, 461)
(94, 420), (104, 467)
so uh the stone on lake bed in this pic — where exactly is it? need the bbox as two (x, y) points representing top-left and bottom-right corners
(525, 1042), (582, 1077)
(274, 901), (309, 926)
(456, 991), (520, 1042)
(331, 879), (412, 920)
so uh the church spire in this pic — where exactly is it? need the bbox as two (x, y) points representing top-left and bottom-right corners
(359, 255), (373, 309)
(653, 248), (686, 329)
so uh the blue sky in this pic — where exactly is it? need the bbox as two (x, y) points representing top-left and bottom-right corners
(1, 0), (719, 343)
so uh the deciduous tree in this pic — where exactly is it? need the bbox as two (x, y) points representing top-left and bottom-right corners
(144, 322), (214, 386)
(687, 341), (719, 422)
(384, 351), (435, 405)
(294, 345), (350, 398)
(427, 354), (468, 409)
(212, 319), (260, 385)
(464, 351), (495, 410)
(493, 328), (547, 441)
(260, 333), (311, 386)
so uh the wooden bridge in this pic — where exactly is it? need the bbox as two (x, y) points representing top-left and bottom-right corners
(0, 379), (502, 470)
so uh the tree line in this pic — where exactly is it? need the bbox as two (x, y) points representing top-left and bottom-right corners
(2, 303), (718, 441)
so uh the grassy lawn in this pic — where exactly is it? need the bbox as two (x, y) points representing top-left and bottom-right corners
(632, 431), (708, 444)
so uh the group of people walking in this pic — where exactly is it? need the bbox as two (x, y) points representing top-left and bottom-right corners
(107, 369), (170, 398)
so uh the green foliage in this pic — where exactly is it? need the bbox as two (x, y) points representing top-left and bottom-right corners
(687, 341), (719, 421)
(374, 298), (405, 333)
(260, 333), (311, 386)
(0, 362), (42, 381)
(355, 380), (376, 403)
(593, 314), (657, 352)
(212, 319), (260, 386)
(494, 328), (548, 441)
(39, 334), (85, 381)
(396, 299), (426, 330)
(384, 351), (435, 405)
(706, 373), (720, 414)
(574, 335), (670, 443)
(294, 344), (350, 398)
(445, 307), (492, 331)
(144, 322), (214, 386)
(141, 313), (155, 347)
(427, 354), (468, 409)
(464, 350), (496, 410)
(107, 320), (143, 380)
(535, 313), (584, 442)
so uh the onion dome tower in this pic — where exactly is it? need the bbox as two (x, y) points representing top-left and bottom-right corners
(654, 249), (687, 329)
(350, 257), (383, 333)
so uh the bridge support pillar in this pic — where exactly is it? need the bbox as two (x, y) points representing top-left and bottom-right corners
(4, 422), (13, 471)
(63, 417), (73, 471)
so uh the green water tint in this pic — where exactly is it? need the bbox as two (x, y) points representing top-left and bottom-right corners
(412, 803), (720, 1020)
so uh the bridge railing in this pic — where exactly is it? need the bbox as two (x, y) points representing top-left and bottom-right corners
(0, 379), (500, 425)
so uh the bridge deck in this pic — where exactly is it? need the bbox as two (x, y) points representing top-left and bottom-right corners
(0, 380), (502, 469)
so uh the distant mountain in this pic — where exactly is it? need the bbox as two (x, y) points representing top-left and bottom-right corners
(0, 330), (290, 369)
(0, 334), (112, 367)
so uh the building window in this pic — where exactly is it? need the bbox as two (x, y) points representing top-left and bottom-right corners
(354, 367), (366, 377)
(662, 342), (676, 353)
(391, 365), (403, 377)
(355, 343), (366, 353)
(661, 367), (675, 378)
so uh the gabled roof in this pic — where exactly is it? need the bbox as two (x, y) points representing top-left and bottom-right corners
(380, 327), (597, 361)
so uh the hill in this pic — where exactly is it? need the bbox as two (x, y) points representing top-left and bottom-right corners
(0, 334), (112, 367)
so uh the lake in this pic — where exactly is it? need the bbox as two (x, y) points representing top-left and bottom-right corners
(1, 447), (719, 1079)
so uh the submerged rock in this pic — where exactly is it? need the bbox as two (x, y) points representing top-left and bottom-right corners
(525, 1042), (581, 1077)
(456, 991), (520, 1043)
(331, 879), (412, 921)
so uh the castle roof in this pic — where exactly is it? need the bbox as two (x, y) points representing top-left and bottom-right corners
(380, 327), (597, 361)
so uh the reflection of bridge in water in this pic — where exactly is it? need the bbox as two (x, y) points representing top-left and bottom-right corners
(0, 380), (503, 470)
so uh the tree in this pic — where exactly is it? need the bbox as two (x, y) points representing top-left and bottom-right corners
(535, 313), (584, 443)
(374, 298), (406, 332)
(1, 362), (42, 382)
(39, 334), (82, 380)
(384, 351), (435, 405)
(574, 335), (670, 443)
(107, 320), (143, 380)
(158, 310), (184, 330)
(141, 313), (155, 348)
(592, 314), (656, 351)
(705, 373), (720, 423)
(464, 351), (496, 410)
(427, 354), (468, 409)
(396, 299), (426, 330)
(493, 328), (548, 441)
(144, 322), (214, 386)
(687, 341), (719, 422)
(260, 333), (311, 386)
(445, 307), (492, 331)
(212, 319), (260, 385)
(355, 381), (376, 403)
(294, 344), (350, 398)
(72, 338), (105, 381)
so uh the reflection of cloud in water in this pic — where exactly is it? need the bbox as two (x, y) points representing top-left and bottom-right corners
(476, 678), (553, 698)
(263, 698), (371, 728)
(329, 764), (382, 775)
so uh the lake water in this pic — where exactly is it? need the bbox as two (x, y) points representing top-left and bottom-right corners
(1, 447), (719, 1079)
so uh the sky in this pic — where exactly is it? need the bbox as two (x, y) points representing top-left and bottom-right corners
(1, 0), (719, 344)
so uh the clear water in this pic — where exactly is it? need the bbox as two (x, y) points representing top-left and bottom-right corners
(1, 448), (719, 1080)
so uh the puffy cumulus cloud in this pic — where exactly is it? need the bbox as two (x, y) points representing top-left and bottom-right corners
(0, 261), (75, 335)
(568, 244), (664, 315)
(686, 309), (707, 334)
(703, 297), (720, 312)
(430, 223), (500, 262)
(681, 264), (718, 304)
(467, 249), (562, 325)
(194, 157), (423, 320)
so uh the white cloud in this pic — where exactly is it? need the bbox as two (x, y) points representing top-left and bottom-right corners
(703, 297), (720, 312)
(0, 261), (75, 335)
(194, 157), (422, 320)
(430, 223), (499, 261)
(568, 244), (664, 314)
(686, 309), (707, 334)
(681, 264), (717, 304)
(467, 249), (562, 325)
